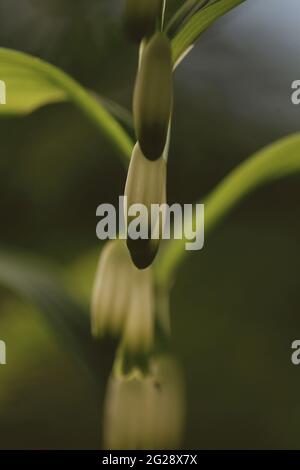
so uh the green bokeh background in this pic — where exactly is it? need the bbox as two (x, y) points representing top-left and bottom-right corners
(0, 0), (299, 449)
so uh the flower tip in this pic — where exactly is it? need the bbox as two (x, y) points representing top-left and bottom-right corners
(127, 238), (158, 270)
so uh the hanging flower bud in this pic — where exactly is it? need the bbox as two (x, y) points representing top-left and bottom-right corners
(123, 0), (163, 44)
(133, 32), (173, 161)
(91, 240), (154, 354)
(103, 355), (185, 450)
(124, 143), (166, 269)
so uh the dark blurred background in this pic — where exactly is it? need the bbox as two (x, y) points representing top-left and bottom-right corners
(0, 0), (299, 449)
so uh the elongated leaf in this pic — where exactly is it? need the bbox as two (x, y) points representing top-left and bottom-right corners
(165, 0), (210, 36)
(0, 48), (133, 162)
(0, 54), (66, 114)
(0, 251), (115, 387)
(171, 0), (246, 64)
(158, 132), (300, 284)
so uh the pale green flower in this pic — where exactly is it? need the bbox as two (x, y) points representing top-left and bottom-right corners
(124, 143), (166, 269)
(103, 355), (185, 450)
(91, 240), (154, 354)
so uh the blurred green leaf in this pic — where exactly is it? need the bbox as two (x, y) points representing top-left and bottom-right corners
(0, 251), (115, 387)
(171, 0), (246, 64)
(158, 132), (300, 284)
(0, 48), (133, 162)
(0, 53), (66, 114)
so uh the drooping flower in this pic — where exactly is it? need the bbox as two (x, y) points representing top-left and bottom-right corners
(103, 355), (185, 450)
(124, 143), (166, 269)
(91, 240), (154, 354)
(133, 32), (173, 161)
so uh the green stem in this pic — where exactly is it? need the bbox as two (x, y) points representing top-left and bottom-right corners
(161, 0), (167, 30)
(157, 133), (300, 287)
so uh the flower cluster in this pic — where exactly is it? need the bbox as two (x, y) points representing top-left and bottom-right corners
(124, 0), (173, 269)
(92, 2), (173, 352)
(91, 2), (185, 449)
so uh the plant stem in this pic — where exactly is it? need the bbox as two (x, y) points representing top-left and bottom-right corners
(161, 0), (167, 30)
(157, 133), (300, 287)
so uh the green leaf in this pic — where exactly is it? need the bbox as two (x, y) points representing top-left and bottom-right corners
(157, 132), (300, 285)
(0, 48), (133, 163)
(171, 0), (246, 65)
(0, 251), (115, 386)
(165, 0), (210, 37)
(0, 50), (66, 114)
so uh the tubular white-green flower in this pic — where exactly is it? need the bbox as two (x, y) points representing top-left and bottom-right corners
(103, 355), (185, 450)
(124, 142), (166, 269)
(133, 32), (173, 161)
(91, 240), (155, 354)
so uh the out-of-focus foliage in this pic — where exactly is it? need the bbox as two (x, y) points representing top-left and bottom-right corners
(0, 48), (66, 114)
(0, 251), (110, 382)
(0, 298), (101, 449)
(0, 0), (300, 450)
(159, 132), (300, 283)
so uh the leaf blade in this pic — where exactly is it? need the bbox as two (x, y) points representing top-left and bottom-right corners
(171, 0), (246, 65)
(0, 48), (67, 114)
(0, 48), (133, 162)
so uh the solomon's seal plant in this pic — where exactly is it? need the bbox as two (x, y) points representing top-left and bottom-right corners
(1, 0), (300, 449)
